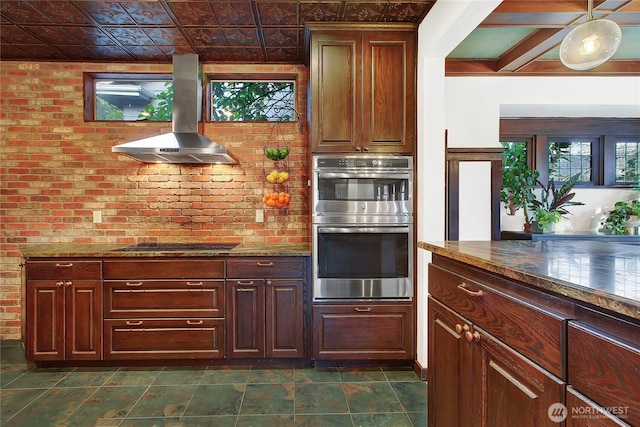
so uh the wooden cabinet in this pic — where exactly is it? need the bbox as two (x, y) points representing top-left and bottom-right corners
(312, 303), (414, 360)
(306, 23), (416, 154)
(428, 256), (570, 427)
(567, 308), (639, 426)
(226, 258), (305, 359)
(103, 259), (225, 360)
(25, 261), (102, 361)
(566, 387), (632, 427)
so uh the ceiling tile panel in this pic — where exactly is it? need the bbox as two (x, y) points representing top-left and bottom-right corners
(29, 26), (85, 45)
(299, 2), (341, 23)
(229, 47), (265, 61)
(31, 1), (91, 24)
(184, 27), (227, 46)
(58, 45), (108, 60)
(385, 2), (431, 22)
(210, 2), (255, 26)
(75, 2), (136, 25)
(343, 2), (386, 21)
(0, 25), (43, 44)
(256, 2), (299, 26)
(168, 2), (216, 26)
(105, 27), (154, 46)
(120, 2), (174, 25)
(18, 44), (66, 59)
(144, 27), (188, 46)
(196, 46), (235, 61)
(262, 28), (298, 48)
(266, 47), (300, 62)
(126, 45), (168, 61)
(0, 44), (31, 59)
(0, 1), (49, 23)
(64, 27), (117, 46)
(224, 27), (260, 47)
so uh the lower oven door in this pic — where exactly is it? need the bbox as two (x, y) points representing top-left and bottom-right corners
(313, 224), (413, 301)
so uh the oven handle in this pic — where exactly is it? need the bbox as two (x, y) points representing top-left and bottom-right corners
(317, 226), (410, 234)
(316, 172), (410, 179)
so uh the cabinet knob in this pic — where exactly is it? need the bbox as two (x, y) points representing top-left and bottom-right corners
(266, 280), (272, 285)
(363, 146), (369, 152)
(354, 146), (361, 152)
(64, 281), (72, 287)
(465, 330), (481, 343)
(56, 281), (64, 287)
(455, 324), (469, 334)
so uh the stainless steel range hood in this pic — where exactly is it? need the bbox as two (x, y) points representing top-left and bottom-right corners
(112, 54), (236, 164)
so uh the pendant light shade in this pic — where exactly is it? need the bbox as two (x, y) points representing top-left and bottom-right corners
(559, 0), (622, 71)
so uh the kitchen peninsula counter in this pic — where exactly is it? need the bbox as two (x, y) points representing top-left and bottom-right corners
(418, 240), (640, 321)
(20, 242), (311, 258)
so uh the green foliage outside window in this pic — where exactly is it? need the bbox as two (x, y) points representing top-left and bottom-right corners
(139, 82), (173, 121)
(212, 81), (295, 121)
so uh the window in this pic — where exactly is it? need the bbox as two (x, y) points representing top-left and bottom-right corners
(84, 73), (171, 122)
(211, 80), (295, 121)
(500, 118), (640, 188)
(547, 138), (594, 183)
(616, 140), (640, 183)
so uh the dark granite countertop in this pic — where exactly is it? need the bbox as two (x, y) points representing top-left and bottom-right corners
(418, 240), (640, 321)
(20, 242), (311, 258)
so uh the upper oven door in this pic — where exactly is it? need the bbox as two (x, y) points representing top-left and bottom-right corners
(313, 171), (413, 222)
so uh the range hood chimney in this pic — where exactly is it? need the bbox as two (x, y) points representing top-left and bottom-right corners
(112, 54), (236, 164)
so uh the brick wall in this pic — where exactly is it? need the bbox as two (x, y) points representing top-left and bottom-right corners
(0, 61), (310, 340)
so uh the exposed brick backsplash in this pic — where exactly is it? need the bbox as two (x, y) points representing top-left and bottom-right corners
(0, 61), (310, 339)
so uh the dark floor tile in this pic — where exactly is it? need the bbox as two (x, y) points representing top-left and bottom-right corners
(338, 367), (386, 382)
(407, 410), (428, 427)
(2, 366), (73, 389)
(240, 383), (295, 415)
(294, 366), (340, 383)
(3, 386), (96, 426)
(180, 415), (238, 426)
(0, 388), (46, 424)
(236, 414), (295, 427)
(153, 366), (206, 386)
(104, 367), (162, 386)
(127, 385), (197, 418)
(62, 385), (147, 427)
(1, 364), (32, 387)
(343, 382), (403, 414)
(391, 381), (427, 413)
(351, 412), (413, 426)
(294, 413), (354, 426)
(295, 382), (348, 414)
(382, 368), (422, 382)
(57, 367), (117, 387)
(118, 417), (182, 426)
(201, 366), (250, 384)
(0, 342), (27, 365)
(248, 366), (294, 384)
(183, 384), (245, 416)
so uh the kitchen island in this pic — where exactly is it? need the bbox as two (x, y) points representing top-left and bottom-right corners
(20, 242), (311, 365)
(419, 240), (640, 426)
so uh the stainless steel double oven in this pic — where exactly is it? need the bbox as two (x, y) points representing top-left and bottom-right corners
(312, 154), (413, 302)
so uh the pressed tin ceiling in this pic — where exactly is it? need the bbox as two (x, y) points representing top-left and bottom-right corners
(0, 0), (638, 75)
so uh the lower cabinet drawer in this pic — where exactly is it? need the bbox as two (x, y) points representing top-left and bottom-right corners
(429, 262), (568, 378)
(568, 320), (640, 426)
(104, 280), (225, 318)
(313, 304), (414, 360)
(104, 319), (224, 360)
(566, 386), (631, 427)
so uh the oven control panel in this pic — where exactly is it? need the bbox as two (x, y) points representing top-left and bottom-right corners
(314, 155), (412, 170)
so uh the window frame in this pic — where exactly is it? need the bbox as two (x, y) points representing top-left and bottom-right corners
(205, 73), (298, 123)
(83, 73), (172, 122)
(500, 118), (640, 188)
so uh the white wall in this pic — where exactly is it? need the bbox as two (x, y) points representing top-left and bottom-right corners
(416, 21), (640, 367)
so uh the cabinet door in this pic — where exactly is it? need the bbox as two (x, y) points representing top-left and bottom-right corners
(474, 325), (565, 427)
(566, 386), (631, 427)
(362, 32), (415, 154)
(428, 297), (473, 427)
(309, 32), (361, 152)
(265, 279), (304, 358)
(65, 280), (102, 360)
(226, 280), (265, 358)
(26, 281), (65, 360)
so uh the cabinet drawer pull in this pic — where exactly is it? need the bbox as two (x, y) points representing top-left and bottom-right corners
(126, 282), (143, 287)
(237, 280), (255, 285)
(354, 307), (372, 312)
(186, 282), (203, 286)
(187, 320), (204, 325)
(457, 283), (484, 297)
(126, 321), (143, 326)
(55, 263), (73, 268)
(256, 262), (274, 267)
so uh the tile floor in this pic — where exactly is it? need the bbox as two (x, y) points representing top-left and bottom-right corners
(1, 340), (427, 426)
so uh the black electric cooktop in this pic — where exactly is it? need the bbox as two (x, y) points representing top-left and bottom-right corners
(114, 242), (239, 252)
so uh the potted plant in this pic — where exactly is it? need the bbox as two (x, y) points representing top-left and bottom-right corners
(529, 173), (584, 233)
(601, 200), (640, 234)
(500, 142), (539, 231)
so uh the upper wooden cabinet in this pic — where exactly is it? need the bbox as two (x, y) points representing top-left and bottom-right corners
(306, 23), (416, 154)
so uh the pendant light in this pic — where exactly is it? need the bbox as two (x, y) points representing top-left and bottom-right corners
(559, 0), (622, 71)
